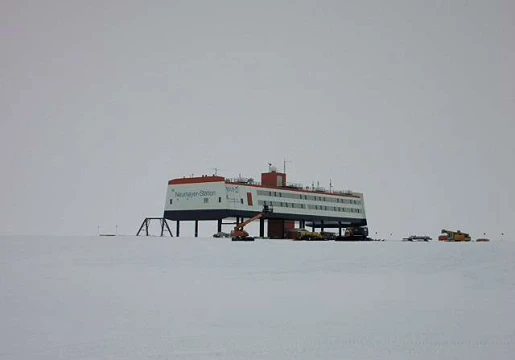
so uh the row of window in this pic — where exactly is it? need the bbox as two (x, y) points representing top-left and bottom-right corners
(256, 189), (361, 205)
(307, 204), (362, 213)
(170, 195), (362, 214)
(257, 200), (362, 213)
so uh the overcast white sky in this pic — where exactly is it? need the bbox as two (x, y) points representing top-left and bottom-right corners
(1, 0), (514, 238)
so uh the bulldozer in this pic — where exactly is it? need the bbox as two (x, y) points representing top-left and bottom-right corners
(231, 205), (272, 241)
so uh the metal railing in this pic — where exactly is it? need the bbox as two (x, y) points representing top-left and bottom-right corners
(224, 177), (355, 195)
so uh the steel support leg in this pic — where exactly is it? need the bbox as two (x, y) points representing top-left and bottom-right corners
(137, 219), (146, 236)
(164, 219), (173, 237)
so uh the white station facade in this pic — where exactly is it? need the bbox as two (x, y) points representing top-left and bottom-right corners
(163, 168), (367, 237)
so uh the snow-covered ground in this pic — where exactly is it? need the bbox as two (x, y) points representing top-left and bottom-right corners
(1, 236), (514, 359)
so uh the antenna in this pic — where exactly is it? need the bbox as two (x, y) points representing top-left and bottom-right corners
(283, 159), (292, 174)
(211, 167), (225, 176)
(329, 178), (333, 193)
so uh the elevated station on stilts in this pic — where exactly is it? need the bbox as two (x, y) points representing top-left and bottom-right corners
(160, 164), (367, 239)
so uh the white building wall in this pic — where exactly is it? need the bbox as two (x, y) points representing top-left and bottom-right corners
(165, 181), (366, 220)
(164, 182), (228, 211)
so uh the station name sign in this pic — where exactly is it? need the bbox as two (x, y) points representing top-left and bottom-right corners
(174, 189), (217, 198)
(172, 185), (239, 198)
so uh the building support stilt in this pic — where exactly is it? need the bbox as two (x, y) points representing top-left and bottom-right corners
(161, 218), (173, 236)
(136, 218), (173, 237)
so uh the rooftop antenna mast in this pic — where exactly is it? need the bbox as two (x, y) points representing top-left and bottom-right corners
(211, 167), (225, 176)
(283, 159), (292, 174)
(329, 178), (333, 193)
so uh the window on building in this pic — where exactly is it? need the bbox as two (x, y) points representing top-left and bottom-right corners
(240, 198), (244, 204)
(204, 198), (209, 203)
(169, 199), (173, 205)
(218, 197), (222, 203)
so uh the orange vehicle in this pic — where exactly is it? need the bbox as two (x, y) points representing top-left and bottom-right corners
(231, 205), (272, 241)
(438, 229), (471, 242)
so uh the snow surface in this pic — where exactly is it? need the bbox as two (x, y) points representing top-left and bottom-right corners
(1, 236), (514, 359)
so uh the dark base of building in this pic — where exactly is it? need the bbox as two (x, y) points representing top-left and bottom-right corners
(163, 209), (367, 238)
(164, 210), (366, 225)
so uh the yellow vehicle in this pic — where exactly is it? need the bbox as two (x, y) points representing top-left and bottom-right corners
(285, 229), (324, 240)
(439, 229), (471, 242)
(300, 231), (324, 240)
